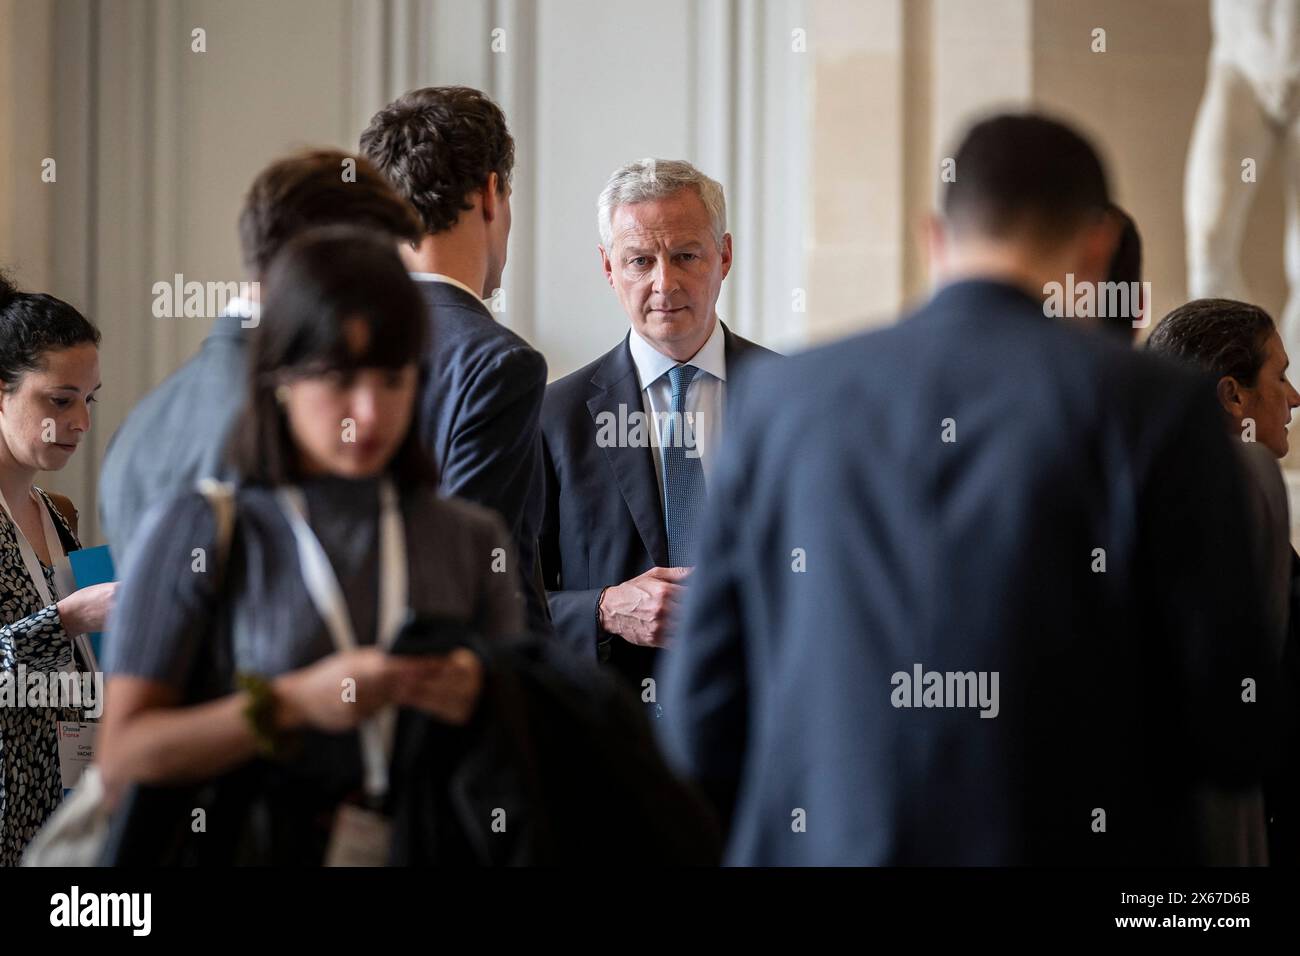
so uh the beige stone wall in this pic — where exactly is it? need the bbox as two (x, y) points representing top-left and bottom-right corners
(804, 0), (904, 341)
(804, 0), (1034, 340)
(0, 0), (56, 292)
(804, 0), (1288, 336)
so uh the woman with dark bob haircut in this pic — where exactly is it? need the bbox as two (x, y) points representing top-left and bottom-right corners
(97, 227), (522, 864)
(0, 274), (114, 866)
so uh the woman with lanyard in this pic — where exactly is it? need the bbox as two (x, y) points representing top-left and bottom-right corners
(0, 275), (115, 866)
(98, 228), (522, 864)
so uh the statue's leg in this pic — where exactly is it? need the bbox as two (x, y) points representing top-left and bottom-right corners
(1185, 57), (1280, 301)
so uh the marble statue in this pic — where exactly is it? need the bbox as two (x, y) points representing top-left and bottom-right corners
(1186, 0), (1300, 359)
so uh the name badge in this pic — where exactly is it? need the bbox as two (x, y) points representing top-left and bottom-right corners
(56, 720), (98, 794)
(324, 803), (393, 867)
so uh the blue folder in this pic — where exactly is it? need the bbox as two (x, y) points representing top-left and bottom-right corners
(68, 544), (115, 664)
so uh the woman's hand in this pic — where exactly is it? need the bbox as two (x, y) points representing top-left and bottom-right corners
(272, 647), (401, 732)
(272, 647), (486, 733)
(56, 581), (118, 635)
(391, 648), (485, 726)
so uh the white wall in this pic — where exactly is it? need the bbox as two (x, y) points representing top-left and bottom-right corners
(533, 0), (695, 375)
(0, 0), (810, 545)
(518, 0), (810, 374)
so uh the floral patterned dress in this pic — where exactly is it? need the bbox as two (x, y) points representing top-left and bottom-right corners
(0, 488), (80, 866)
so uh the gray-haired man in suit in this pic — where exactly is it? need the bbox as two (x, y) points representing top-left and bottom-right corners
(540, 159), (775, 691)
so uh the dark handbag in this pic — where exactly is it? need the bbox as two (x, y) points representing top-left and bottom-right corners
(388, 634), (723, 865)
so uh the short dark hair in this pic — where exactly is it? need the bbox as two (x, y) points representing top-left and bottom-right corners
(1146, 298), (1275, 387)
(237, 149), (423, 277)
(0, 272), (101, 393)
(227, 227), (438, 489)
(943, 113), (1111, 244)
(359, 86), (514, 236)
(1102, 203), (1143, 342)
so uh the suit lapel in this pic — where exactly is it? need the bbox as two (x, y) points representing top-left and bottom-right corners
(586, 335), (669, 567)
(721, 322), (759, 364)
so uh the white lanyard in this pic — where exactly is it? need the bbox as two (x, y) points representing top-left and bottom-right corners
(0, 487), (94, 677)
(0, 486), (68, 609)
(276, 479), (407, 799)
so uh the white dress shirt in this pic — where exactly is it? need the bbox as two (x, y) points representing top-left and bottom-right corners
(627, 318), (727, 503)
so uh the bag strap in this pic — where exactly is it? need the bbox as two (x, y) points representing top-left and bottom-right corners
(195, 479), (236, 585)
(187, 478), (238, 704)
(98, 480), (247, 866)
(43, 490), (79, 540)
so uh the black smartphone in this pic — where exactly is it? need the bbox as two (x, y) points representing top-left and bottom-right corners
(388, 612), (476, 656)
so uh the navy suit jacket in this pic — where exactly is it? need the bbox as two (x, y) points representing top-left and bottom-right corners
(656, 279), (1273, 866)
(415, 279), (550, 634)
(539, 322), (774, 689)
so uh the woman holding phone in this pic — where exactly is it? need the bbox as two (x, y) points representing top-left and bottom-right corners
(97, 228), (522, 864)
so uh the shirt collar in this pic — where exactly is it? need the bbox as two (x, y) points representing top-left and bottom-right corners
(628, 317), (727, 392)
(224, 296), (259, 319)
(209, 297), (260, 339)
(409, 272), (485, 303)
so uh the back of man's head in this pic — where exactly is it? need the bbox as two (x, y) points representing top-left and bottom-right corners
(237, 149), (422, 278)
(359, 85), (515, 237)
(943, 113), (1111, 248)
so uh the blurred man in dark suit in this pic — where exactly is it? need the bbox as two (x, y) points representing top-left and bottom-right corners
(656, 113), (1272, 865)
(361, 86), (550, 634)
(99, 149), (422, 569)
(540, 159), (775, 692)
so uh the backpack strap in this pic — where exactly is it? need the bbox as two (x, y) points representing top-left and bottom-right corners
(195, 479), (236, 584)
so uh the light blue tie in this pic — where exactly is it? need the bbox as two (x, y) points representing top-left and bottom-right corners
(662, 364), (706, 567)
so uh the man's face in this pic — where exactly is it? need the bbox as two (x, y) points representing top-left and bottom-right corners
(1238, 330), (1300, 458)
(600, 189), (732, 360)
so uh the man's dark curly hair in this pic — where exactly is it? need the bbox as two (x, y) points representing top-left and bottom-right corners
(236, 149), (423, 277)
(359, 86), (515, 237)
